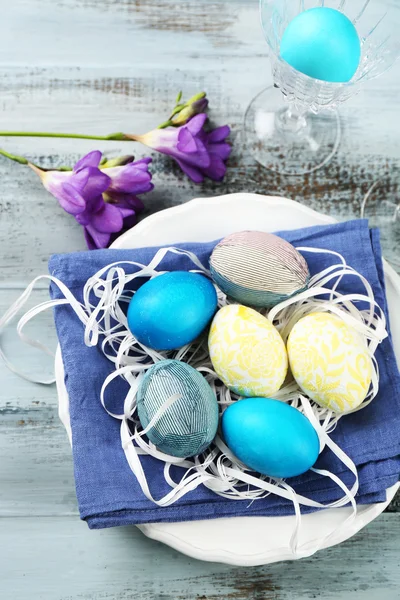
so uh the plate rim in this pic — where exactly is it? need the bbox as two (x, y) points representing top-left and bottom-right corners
(114, 193), (337, 248)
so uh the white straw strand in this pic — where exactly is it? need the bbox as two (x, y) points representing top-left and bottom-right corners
(0, 245), (389, 556)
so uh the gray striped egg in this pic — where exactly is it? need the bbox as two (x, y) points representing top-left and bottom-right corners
(209, 231), (310, 308)
(136, 360), (219, 458)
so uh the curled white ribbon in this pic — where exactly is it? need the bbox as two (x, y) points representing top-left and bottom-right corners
(0, 245), (388, 556)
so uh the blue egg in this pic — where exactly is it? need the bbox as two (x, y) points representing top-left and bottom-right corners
(222, 398), (319, 478)
(280, 7), (361, 83)
(137, 360), (219, 457)
(127, 271), (218, 351)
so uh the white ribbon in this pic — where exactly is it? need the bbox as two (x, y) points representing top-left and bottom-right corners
(0, 245), (389, 557)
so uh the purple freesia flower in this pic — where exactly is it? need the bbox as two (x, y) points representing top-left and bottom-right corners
(33, 150), (110, 216)
(130, 113), (231, 183)
(102, 156), (154, 212)
(75, 194), (136, 250)
(31, 150), (153, 249)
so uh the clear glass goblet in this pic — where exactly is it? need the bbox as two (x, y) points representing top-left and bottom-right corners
(244, 0), (400, 175)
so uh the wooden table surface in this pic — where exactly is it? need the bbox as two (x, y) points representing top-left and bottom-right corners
(1, 1), (400, 598)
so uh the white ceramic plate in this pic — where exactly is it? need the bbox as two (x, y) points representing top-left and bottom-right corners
(56, 193), (400, 566)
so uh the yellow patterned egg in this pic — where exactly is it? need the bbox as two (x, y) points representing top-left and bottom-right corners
(287, 312), (372, 414)
(208, 305), (288, 397)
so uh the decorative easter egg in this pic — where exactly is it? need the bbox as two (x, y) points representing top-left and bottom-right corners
(209, 231), (310, 308)
(137, 360), (219, 458)
(287, 312), (372, 414)
(208, 304), (288, 397)
(222, 397), (319, 478)
(127, 271), (218, 351)
(280, 7), (361, 83)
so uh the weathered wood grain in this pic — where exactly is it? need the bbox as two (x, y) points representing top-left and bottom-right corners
(0, 289), (78, 516)
(0, 0), (400, 597)
(1, 82), (400, 279)
(0, 413), (77, 517)
(0, 290), (58, 388)
(2, 514), (400, 600)
(0, 4), (399, 282)
(0, 0), (258, 65)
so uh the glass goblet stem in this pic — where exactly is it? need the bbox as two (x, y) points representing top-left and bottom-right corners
(276, 104), (308, 135)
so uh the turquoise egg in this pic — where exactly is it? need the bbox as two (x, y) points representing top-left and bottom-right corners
(127, 271), (218, 351)
(222, 398), (319, 478)
(137, 360), (219, 458)
(280, 7), (361, 83)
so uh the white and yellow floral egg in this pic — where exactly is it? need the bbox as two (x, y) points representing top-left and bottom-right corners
(287, 312), (372, 414)
(208, 305), (288, 397)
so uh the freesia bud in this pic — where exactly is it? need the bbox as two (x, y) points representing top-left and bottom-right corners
(100, 155), (136, 168)
(169, 92), (209, 127)
(158, 92), (209, 129)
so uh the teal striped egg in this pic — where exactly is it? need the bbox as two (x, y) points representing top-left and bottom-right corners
(210, 231), (310, 308)
(136, 360), (219, 458)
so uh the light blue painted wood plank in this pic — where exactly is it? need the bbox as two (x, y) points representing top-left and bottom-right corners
(0, 290), (57, 386)
(1, 514), (400, 600)
(0, 0), (399, 596)
(0, 1), (398, 280)
(0, 405), (77, 516)
(0, 0), (259, 67)
(0, 289), (77, 516)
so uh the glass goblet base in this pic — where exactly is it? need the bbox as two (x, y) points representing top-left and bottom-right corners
(244, 85), (341, 176)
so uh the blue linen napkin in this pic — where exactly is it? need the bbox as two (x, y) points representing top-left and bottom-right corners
(49, 220), (400, 528)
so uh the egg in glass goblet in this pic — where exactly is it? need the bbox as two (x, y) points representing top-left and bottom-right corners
(244, 0), (400, 175)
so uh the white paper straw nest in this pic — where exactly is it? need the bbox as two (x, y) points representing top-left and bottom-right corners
(0, 244), (388, 554)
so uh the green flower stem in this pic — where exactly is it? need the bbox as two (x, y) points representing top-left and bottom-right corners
(0, 131), (129, 141)
(157, 120), (174, 129)
(0, 148), (29, 165)
(0, 148), (73, 171)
